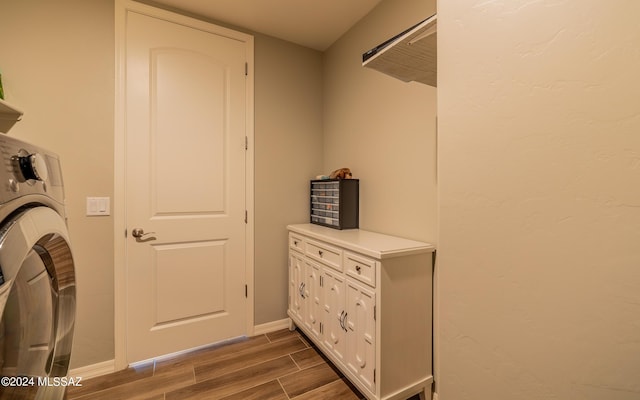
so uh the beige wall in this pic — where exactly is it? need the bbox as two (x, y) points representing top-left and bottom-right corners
(438, 1), (640, 399)
(323, 0), (437, 243)
(254, 35), (323, 324)
(0, 0), (116, 369)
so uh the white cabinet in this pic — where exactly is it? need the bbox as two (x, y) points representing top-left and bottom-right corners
(345, 278), (376, 393)
(304, 259), (323, 339)
(321, 267), (346, 363)
(287, 224), (435, 400)
(288, 251), (305, 323)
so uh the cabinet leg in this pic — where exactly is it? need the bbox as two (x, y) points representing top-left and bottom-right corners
(288, 318), (296, 332)
(414, 385), (431, 400)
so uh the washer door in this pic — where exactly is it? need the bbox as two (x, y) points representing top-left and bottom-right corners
(0, 207), (75, 400)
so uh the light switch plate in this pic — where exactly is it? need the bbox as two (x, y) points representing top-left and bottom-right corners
(86, 197), (110, 216)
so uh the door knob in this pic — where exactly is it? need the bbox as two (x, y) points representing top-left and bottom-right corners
(131, 228), (156, 240)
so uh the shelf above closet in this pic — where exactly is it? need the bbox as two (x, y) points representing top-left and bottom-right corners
(362, 14), (437, 87)
(0, 98), (23, 133)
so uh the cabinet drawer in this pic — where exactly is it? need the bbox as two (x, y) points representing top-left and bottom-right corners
(344, 251), (377, 287)
(289, 233), (305, 253)
(306, 239), (343, 271)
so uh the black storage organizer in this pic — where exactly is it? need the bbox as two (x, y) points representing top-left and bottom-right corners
(310, 179), (359, 230)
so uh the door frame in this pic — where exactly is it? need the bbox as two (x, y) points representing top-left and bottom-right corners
(114, 0), (255, 370)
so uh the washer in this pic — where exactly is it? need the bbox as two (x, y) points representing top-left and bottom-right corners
(0, 135), (75, 400)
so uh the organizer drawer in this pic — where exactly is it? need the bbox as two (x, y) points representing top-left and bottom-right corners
(344, 251), (377, 287)
(311, 215), (339, 228)
(306, 239), (343, 271)
(289, 233), (305, 253)
(310, 179), (359, 230)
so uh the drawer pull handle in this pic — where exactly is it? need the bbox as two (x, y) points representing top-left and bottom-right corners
(342, 312), (348, 332)
(355, 265), (361, 273)
(294, 240), (298, 246)
(318, 250), (324, 257)
(299, 282), (306, 299)
(339, 311), (348, 332)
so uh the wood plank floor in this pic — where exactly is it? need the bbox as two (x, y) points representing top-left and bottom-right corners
(66, 329), (366, 400)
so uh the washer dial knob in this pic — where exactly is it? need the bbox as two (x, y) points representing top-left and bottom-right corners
(19, 153), (49, 181)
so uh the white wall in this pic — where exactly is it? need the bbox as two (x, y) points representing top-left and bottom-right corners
(438, 1), (640, 398)
(323, 0), (437, 243)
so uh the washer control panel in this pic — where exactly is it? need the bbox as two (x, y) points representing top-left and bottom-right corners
(16, 152), (49, 182)
(0, 135), (64, 206)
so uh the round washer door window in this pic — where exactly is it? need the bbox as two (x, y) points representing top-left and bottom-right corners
(0, 207), (75, 400)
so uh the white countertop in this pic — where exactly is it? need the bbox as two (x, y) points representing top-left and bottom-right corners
(287, 223), (435, 259)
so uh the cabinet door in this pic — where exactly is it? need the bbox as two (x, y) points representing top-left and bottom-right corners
(345, 279), (376, 394)
(289, 252), (305, 323)
(304, 260), (323, 339)
(322, 268), (346, 363)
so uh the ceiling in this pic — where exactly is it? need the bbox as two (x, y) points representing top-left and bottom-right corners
(147, 0), (384, 51)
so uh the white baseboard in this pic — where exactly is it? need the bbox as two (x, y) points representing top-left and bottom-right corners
(253, 318), (291, 335)
(69, 359), (116, 380)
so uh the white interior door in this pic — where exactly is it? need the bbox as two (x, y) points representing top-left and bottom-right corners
(123, 9), (251, 363)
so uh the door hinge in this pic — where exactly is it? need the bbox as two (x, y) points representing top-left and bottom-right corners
(245, 284), (248, 298)
(374, 305), (376, 321)
(245, 136), (248, 150)
(124, 228), (127, 238)
(374, 368), (376, 384)
(245, 210), (248, 223)
(245, 62), (248, 76)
